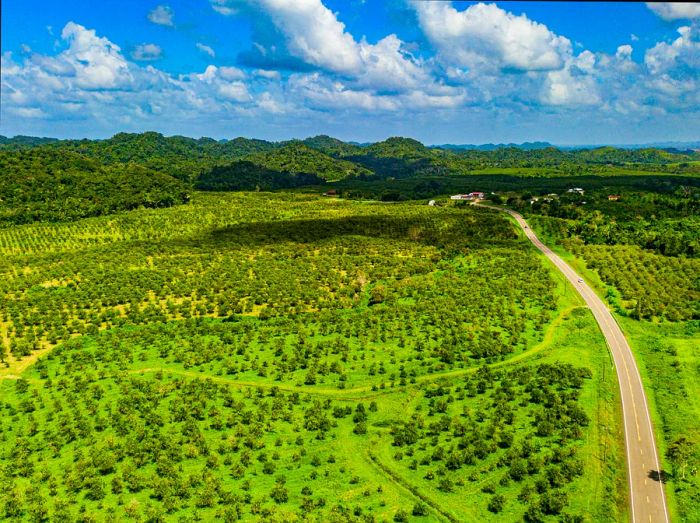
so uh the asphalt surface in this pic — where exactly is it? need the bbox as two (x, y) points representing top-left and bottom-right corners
(479, 204), (670, 523)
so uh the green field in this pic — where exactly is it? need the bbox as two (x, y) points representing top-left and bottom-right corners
(0, 193), (626, 521)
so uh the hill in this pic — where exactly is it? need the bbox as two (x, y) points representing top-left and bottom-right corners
(434, 141), (554, 151)
(300, 135), (364, 158)
(195, 160), (325, 191)
(0, 135), (60, 148)
(0, 148), (189, 225)
(243, 142), (371, 181)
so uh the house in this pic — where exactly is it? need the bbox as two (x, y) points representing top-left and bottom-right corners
(567, 187), (585, 195)
(608, 194), (621, 201)
(323, 189), (337, 197)
(450, 192), (485, 201)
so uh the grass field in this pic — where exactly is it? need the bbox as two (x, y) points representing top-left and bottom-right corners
(0, 193), (626, 521)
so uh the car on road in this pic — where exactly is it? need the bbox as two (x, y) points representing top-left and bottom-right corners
(577, 278), (584, 283)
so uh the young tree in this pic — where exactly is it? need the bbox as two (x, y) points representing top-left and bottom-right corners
(667, 437), (694, 480)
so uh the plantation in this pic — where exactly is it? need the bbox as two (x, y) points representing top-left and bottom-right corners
(0, 193), (625, 521)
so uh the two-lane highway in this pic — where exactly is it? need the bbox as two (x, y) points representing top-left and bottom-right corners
(478, 204), (669, 523)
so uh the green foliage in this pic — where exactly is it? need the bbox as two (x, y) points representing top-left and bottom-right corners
(195, 160), (324, 191)
(0, 192), (614, 521)
(0, 149), (189, 225)
(244, 142), (371, 181)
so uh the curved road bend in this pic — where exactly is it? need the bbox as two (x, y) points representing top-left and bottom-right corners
(477, 204), (669, 523)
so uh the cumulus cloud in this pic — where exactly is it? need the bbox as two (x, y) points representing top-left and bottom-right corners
(2, 4), (700, 138)
(196, 43), (216, 57)
(60, 22), (133, 89)
(413, 2), (572, 72)
(644, 25), (700, 106)
(0, 22), (271, 133)
(224, 0), (430, 92)
(646, 3), (700, 21)
(645, 25), (700, 74)
(148, 5), (174, 27)
(542, 51), (601, 106)
(287, 72), (467, 113)
(131, 43), (162, 61)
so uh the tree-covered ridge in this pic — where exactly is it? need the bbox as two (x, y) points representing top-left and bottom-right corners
(3, 132), (699, 187)
(0, 148), (189, 226)
(244, 143), (372, 181)
(36, 132), (277, 183)
(195, 161), (325, 191)
(299, 135), (365, 158)
(0, 135), (59, 148)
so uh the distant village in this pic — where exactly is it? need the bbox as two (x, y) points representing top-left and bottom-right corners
(446, 187), (621, 205)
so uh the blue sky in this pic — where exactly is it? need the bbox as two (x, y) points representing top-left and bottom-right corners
(2, 1), (699, 144)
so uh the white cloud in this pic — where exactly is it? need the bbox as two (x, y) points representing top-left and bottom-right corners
(217, 82), (252, 102)
(287, 72), (466, 112)
(645, 25), (700, 74)
(616, 44), (633, 59)
(2, 7), (700, 138)
(0, 23), (262, 131)
(255, 69), (281, 80)
(60, 22), (132, 89)
(241, 0), (429, 91)
(646, 3), (700, 21)
(254, 0), (363, 74)
(210, 0), (238, 16)
(219, 66), (246, 80)
(413, 2), (572, 72)
(14, 107), (48, 118)
(196, 43), (216, 57)
(148, 5), (174, 27)
(542, 51), (601, 106)
(131, 43), (163, 61)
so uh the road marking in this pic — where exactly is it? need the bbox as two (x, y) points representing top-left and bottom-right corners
(484, 205), (669, 523)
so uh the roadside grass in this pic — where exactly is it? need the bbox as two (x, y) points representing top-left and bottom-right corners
(618, 318), (700, 522)
(527, 217), (700, 522)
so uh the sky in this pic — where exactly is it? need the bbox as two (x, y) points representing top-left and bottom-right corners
(1, 1), (699, 145)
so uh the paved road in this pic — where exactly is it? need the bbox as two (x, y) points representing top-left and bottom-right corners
(478, 204), (669, 523)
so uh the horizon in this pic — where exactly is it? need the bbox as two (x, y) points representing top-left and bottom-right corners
(2, 130), (699, 150)
(2, 1), (700, 143)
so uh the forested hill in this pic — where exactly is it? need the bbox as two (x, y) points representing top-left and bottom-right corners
(0, 148), (189, 225)
(245, 142), (372, 181)
(3, 132), (698, 182)
(2, 131), (699, 224)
